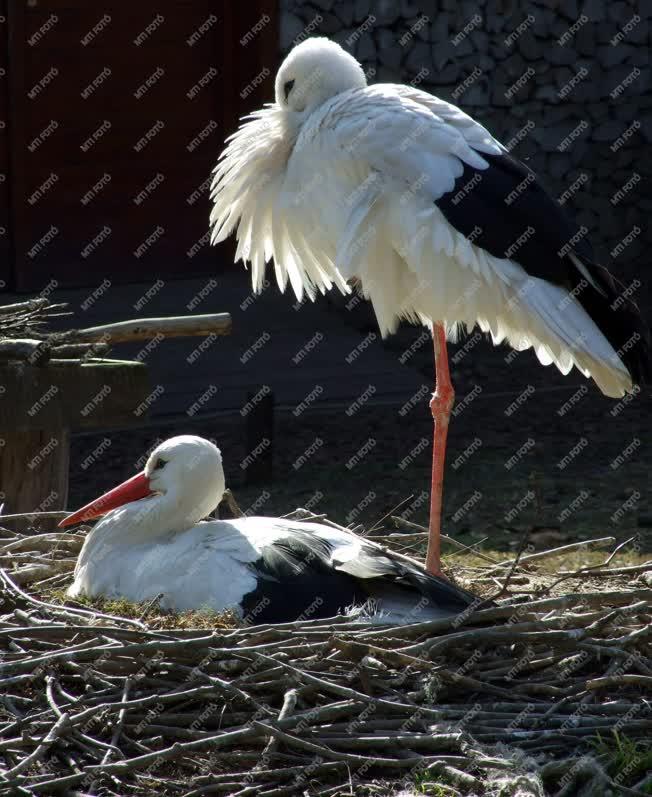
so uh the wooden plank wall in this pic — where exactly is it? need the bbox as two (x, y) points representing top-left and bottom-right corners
(3, 0), (278, 292)
(0, 2), (11, 290)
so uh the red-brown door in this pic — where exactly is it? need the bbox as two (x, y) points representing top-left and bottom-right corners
(0, 3), (11, 290)
(4, 0), (278, 291)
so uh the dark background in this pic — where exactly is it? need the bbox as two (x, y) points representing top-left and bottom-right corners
(0, 1), (649, 552)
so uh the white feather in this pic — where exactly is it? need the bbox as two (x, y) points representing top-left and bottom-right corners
(209, 38), (633, 398)
(67, 435), (474, 623)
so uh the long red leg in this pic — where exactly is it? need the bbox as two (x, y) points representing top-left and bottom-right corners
(425, 323), (455, 577)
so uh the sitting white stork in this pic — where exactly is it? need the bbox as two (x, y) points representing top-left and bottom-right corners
(209, 37), (650, 577)
(60, 435), (480, 624)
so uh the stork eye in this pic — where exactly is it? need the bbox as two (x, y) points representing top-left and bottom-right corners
(283, 79), (295, 102)
(153, 459), (167, 471)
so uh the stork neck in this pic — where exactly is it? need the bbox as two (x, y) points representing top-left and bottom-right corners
(126, 485), (208, 540)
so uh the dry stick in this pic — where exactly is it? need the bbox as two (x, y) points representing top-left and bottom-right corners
(0, 568), (147, 630)
(428, 760), (482, 792)
(47, 342), (110, 358)
(171, 663), (273, 715)
(62, 312), (232, 344)
(3, 712), (70, 778)
(9, 560), (76, 588)
(282, 509), (328, 521)
(366, 531), (441, 543)
(367, 495), (415, 533)
(445, 537), (491, 559)
(0, 623), (168, 642)
(488, 536), (617, 571)
(251, 652), (453, 722)
(66, 683), (272, 729)
(601, 535), (638, 567)
(0, 511), (70, 524)
(79, 711), (331, 777)
(186, 762), (348, 789)
(543, 536), (640, 594)
(608, 623), (652, 650)
(586, 674), (652, 690)
(101, 678), (131, 765)
(404, 620), (590, 658)
(44, 675), (73, 724)
(557, 562), (652, 577)
(311, 734), (472, 752)
(137, 594), (164, 622)
(0, 297), (51, 315)
(475, 525), (531, 609)
(1, 636), (124, 677)
(390, 516), (500, 564)
(257, 689), (298, 767)
(585, 601), (649, 634)
(1, 531), (84, 553)
(251, 721), (429, 768)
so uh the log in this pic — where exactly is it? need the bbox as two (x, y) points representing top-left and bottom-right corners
(62, 313), (232, 344)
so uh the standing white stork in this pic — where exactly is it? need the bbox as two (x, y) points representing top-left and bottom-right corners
(60, 435), (480, 623)
(209, 38), (650, 577)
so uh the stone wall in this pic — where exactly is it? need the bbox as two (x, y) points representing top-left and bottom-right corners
(280, 0), (651, 300)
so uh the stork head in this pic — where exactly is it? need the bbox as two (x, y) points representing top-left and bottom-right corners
(275, 37), (367, 114)
(59, 435), (226, 530)
(145, 436), (225, 520)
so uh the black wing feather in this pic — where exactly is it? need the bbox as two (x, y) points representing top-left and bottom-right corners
(240, 527), (480, 623)
(436, 149), (651, 385)
(436, 149), (592, 284)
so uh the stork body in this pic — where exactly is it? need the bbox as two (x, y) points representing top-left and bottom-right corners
(210, 38), (650, 576)
(62, 436), (478, 623)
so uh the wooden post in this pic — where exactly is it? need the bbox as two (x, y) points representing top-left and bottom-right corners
(0, 361), (149, 522)
(0, 427), (70, 516)
(0, 310), (233, 519)
(244, 389), (274, 485)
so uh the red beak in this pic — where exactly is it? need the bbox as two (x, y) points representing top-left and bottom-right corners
(58, 471), (152, 528)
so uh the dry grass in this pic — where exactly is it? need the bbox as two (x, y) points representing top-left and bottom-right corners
(45, 589), (241, 630)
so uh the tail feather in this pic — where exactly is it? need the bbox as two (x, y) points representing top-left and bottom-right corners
(474, 275), (634, 399)
(361, 552), (486, 620)
(570, 257), (652, 388)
